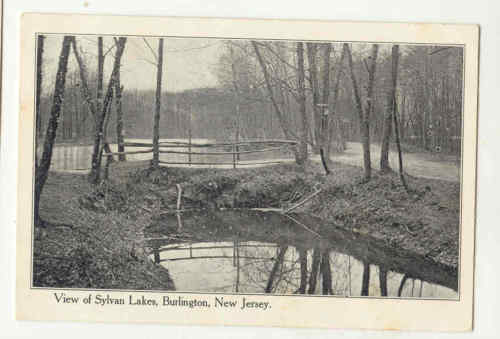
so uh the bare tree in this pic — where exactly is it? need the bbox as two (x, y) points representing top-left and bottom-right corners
(307, 43), (321, 151)
(393, 89), (410, 192)
(115, 82), (125, 161)
(152, 38), (164, 168)
(89, 37), (127, 183)
(35, 34), (45, 168)
(344, 43), (379, 181)
(72, 39), (97, 120)
(296, 42), (309, 165)
(380, 45), (400, 173)
(326, 45), (346, 157)
(320, 43), (332, 151)
(229, 44), (241, 160)
(34, 36), (73, 225)
(97, 37), (104, 122)
(252, 41), (294, 141)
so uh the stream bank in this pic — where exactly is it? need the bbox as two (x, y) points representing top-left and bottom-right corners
(34, 160), (459, 290)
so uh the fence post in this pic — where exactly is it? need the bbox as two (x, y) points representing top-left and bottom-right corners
(236, 103), (240, 161)
(232, 141), (236, 169)
(153, 246), (160, 264)
(188, 108), (192, 166)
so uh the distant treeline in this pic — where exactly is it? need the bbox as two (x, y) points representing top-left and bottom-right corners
(37, 83), (288, 144)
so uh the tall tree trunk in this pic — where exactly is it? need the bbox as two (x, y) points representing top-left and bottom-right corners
(102, 100), (115, 180)
(307, 43), (321, 152)
(296, 42), (309, 166)
(34, 36), (73, 225)
(318, 44), (332, 173)
(96, 37), (104, 121)
(152, 38), (164, 168)
(344, 43), (378, 181)
(71, 38), (97, 121)
(363, 44), (379, 180)
(35, 34), (45, 168)
(327, 46), (346, 156)
(400, 95), (406, 141)
(320, 43), (332, 151)
(114, 36), (126, 161)
(393, 98), (409, 192)
(88, 37), (104, 183)
(380, 45), (400, 173)
(89, 37), (127, 184)
(115, 81), (125, 161)
(229, 44), (241, 161)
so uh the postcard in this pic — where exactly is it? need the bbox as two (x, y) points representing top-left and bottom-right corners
(16, 13), (479, 331)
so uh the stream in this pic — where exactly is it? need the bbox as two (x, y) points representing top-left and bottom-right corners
(145, 209), (458, 299)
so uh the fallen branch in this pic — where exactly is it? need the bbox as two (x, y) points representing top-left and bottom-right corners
(283, 189), (322, 214)
(283, 214), (321, 238)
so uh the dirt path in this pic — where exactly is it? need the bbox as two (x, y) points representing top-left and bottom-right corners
(330, 142), (460, 182)
(233, 142), (460, 182)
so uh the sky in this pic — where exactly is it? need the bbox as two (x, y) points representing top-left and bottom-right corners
(42, 35), (224, 92)
(40, 35), (458, 95)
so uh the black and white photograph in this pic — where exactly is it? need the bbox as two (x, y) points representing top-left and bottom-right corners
(32, 34), (463, 299)
(13, 14), (479, 331)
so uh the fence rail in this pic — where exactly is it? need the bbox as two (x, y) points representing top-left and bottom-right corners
(105, 139), (297, 168)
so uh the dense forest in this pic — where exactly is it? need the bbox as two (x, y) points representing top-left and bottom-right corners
(37, 39), (463, 155)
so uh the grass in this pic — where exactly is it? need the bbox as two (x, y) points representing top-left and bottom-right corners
(34, 172), (174, 290)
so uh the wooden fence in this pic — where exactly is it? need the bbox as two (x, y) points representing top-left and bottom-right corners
(107, 139), (298, 168)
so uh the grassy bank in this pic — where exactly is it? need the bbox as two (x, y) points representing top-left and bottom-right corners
(34, 159), (459, 289)
(34, 172), (174, 290)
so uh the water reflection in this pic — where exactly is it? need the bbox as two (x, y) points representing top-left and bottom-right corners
(146, 210), (458, 299)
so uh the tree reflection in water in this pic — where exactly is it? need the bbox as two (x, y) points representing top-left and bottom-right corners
(150, 240), (457, 298)
(146, 209), (458, 299)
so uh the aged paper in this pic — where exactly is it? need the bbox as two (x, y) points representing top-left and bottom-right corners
(17, 13), (479, 331)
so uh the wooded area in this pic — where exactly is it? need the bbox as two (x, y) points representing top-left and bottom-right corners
(34, 35), (463, 223)
(36, 38), (463, 152)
